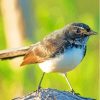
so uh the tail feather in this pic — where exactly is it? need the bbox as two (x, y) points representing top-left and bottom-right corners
(0, 46), (30, 60)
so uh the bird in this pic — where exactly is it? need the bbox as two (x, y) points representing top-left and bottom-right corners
(0, 22), (96, 93)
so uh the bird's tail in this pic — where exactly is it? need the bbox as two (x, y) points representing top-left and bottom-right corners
(0, 46), (30, 60)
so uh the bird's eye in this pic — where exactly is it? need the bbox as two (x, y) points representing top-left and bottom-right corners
(76, 28), (80, 33)
(86, 28), (90, 32)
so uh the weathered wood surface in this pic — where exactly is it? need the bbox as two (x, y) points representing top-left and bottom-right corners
(13, 88), (95, 100)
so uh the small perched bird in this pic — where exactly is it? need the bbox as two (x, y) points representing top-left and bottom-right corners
(0, 23), (96, 92)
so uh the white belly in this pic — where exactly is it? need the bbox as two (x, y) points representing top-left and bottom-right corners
(39, 47), (84, 73)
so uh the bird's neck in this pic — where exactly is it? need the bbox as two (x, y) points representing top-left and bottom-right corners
(66, 36), (89, 49)
(71, 43), (86, 49)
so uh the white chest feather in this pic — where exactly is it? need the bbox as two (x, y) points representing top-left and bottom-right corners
(39, 47), (84, 73)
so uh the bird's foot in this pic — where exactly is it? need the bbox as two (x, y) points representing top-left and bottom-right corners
(70, 89), (80, 95)
(36, 86), (41, 93)
(36, 86), (42, 97)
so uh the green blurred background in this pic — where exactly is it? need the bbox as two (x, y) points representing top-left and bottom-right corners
(0, 0), (99, 100)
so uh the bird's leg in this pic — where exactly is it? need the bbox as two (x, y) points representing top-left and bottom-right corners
(37, 72), (45, 91)
(64, 73), (75, 94)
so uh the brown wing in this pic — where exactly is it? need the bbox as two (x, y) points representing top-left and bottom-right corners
(21, 29), (67, 66)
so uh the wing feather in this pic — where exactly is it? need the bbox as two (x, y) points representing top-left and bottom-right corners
(21, 31), (68, 66)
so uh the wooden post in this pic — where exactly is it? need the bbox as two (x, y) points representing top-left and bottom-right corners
(13, 88), (95, 100)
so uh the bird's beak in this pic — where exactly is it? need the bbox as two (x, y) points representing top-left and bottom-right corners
(88, 30), (97, 35)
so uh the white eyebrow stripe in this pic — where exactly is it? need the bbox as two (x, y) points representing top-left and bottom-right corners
(73, 26), (84, 29)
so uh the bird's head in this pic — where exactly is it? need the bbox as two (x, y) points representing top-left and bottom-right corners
(64, 23), (96, 45)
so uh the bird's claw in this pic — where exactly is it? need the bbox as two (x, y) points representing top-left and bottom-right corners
(70, 89), (80, 95)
